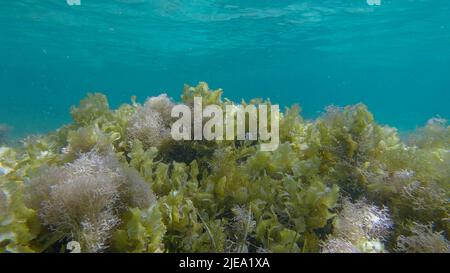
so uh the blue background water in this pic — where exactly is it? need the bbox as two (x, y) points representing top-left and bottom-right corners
(0, 0), (449, 137)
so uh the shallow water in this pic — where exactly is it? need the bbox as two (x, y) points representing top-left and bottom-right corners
(0, 0), (449, 137)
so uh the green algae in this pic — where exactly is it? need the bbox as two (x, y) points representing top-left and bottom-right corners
(0, 82), (448, 253)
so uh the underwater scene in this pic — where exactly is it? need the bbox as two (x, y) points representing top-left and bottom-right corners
(0, 1), (449, 253)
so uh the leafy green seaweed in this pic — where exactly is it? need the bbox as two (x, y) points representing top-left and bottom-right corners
(0, 82), (448, 253)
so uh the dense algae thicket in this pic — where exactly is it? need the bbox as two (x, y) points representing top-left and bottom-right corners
(0, 82), (449, 253)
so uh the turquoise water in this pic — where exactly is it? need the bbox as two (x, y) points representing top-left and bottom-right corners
(0, 0), (449, 137)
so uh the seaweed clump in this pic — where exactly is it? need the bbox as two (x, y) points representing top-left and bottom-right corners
(396, 222), (449, 253)
(0, 82), (448, 253)
(23, 151), (156, 252)
(126, 94), (174, 150)
(321, 198), (393, 253)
